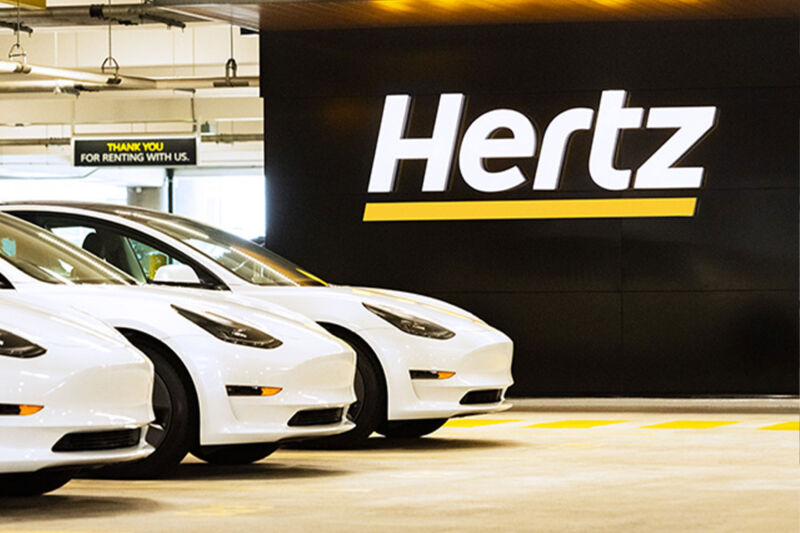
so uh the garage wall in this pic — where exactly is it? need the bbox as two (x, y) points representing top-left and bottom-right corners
(261, 18), (799, 396)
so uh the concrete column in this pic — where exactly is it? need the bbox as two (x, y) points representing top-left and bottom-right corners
(127, 186), (165, 211)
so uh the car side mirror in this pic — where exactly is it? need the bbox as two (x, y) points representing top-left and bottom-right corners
(153, 264), (201, 284)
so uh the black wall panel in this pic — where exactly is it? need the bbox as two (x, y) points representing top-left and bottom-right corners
(261, 18), (799, 395)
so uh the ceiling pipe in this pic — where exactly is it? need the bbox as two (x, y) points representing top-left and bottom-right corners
(0, 4), (191, 28)
(0, 62), (259, 91)
(0, 75), (259, 93)
(0, 60), (157, 88)
(201, 133), (263, 143)
(156, 76), (258, 89)
(0, 137), (71, 146)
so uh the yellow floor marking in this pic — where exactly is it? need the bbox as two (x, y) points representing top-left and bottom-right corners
(0, 531), (116, 533)
(641, 421), (738, 429)
(758, 422), (800, 431)
(443, 419), (522, 428)
(524, 420), (627, 429)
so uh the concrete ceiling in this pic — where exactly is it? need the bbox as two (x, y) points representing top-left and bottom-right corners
(1, 0), (797, 34)
(158, 0), (800, 31)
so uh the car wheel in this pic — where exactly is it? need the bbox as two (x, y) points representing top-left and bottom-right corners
(192, 443), (278, 465)
(98, 338), (196, 478)
(377, 419), (448, 438)
(0, 472), (72, 497)
(300, 336), (386, 448)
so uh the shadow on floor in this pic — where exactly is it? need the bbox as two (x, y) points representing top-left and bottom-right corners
(0, 494), (162, 523)
(167, 462), (349, 481)
(81, 462), (350, 482)
(287, 436), (521, 452)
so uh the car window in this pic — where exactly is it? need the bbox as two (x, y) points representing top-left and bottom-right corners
(50, 222), (148, 282)
(50, 225), (94, 250)
(28, 213), (223, 288)
(0, 213), (135, 285)
(128, 214), (326, 287)
(126, 237), (185, 282)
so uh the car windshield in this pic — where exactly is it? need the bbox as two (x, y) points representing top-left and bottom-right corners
(107, 208), (326, 287)
(0, 213), (136, 285)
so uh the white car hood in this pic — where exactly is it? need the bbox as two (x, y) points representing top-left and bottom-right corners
(0, 294), (134, 349)
(236, 284), (492, 333)
(13, 284), (337, 343)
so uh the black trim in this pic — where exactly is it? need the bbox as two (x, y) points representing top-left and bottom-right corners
(226, 385), (264, 396)
(460, 389), (503, 405)
(410, 370), (442, 380)
(0, 404), (22, 415)
(287, 408), (344, 427)
(52, 428), (141, 452)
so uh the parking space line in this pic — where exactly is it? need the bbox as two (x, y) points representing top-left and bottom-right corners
(443, 419), (522, 428)
(758, 422), (799, 431)
(524, 420), (627, 429)
(640, 421), (738, 429)
(439, 418), (795, 431)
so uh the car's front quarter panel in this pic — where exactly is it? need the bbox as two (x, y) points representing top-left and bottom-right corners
(163, 333), (356, 445)
(0, 324), (154, 474)
(238, 288), (515, 421)
(357, 325), (514, 420)
(14, 285), (358, 446)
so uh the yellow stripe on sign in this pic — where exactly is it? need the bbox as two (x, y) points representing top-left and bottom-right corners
(641, 421), (738, 429)
(524, 420), (626, 429)
(443, 419), (521, 428)
(362, 197), (697, 222)
(758, 422), (800, 431)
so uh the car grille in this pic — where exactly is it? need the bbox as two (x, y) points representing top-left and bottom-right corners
(287, 408), (344, 427)
(460, 389), (503, 405)
(52, 428), (141, 452)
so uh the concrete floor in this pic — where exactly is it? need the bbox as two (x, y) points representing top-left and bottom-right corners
(2, 409), (799, 532)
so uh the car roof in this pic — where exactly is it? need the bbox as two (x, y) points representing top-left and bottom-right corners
(0, 201), (189, 225)
(2, 201), (156, 217)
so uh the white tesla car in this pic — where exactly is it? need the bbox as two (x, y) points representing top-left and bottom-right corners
(0, 212), (356, 475)
(2, 203), (515, 445)
(0, 297), (153, 496)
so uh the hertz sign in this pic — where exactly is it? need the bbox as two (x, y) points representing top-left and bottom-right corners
(74, 138), (197, 167)
(364, 90), (717, 221)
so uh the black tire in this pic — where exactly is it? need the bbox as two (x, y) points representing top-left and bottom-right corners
(192, 444), (277, 465)
(299, 331), (386, 448)
(0, 472), (71, 497)
(98, 338), (196, 478)
(377, 418), (448, 439)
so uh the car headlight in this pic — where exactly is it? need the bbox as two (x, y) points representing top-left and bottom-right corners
(172, 305), (283, 349)
(363, 303), (455, 340)
(0, 329), (46, 358)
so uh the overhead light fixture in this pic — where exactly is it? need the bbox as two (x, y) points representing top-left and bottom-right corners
(100, 0), (121, 84)
(213, 23), (250, 88)
(7, 0), (27, 64)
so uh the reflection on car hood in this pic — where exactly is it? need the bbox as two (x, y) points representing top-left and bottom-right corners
(15, 284), (339, 343)
(0, 293), (134, 349)
(336, 286), (485, 324)
(236, 284), (492, 332)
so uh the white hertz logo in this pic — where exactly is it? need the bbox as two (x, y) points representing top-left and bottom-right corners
(364, 90), (717, 222)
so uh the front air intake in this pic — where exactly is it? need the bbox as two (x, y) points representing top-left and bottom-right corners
(52, 428), (141, 452)
(459, 389), (503, 405)
(287, 408), (344, 427)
